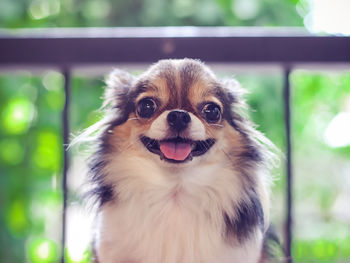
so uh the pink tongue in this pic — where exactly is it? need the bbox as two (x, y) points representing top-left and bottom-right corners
(159, 142), (192, 161)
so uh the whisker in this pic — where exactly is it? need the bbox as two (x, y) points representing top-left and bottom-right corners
(203, 140), (211, 151)
(198, 141), (209, 152)
(206, 128), (215, 137)
(123, 141), (138, 151)
(209, 123), (223, 128)
(145, 140), (154, 149)
(121, 136), (144, 151)
(204, 128), (231, 160)
(222, 149), (234, 164)
(127, 117), (139, 121)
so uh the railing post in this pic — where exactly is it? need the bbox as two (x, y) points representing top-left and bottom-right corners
(283, 67), (293, 263)
(61, 67), (71, 263)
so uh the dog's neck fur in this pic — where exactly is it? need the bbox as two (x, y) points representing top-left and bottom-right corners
(92, 150), (265, 263)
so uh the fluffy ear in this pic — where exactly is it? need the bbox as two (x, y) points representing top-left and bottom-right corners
(104, 69), (136, 109)
(70, 70), (135, 147)
(219, 78), (249, 132)
(221, 77), (279, 168)
(221, 78), (248, 107)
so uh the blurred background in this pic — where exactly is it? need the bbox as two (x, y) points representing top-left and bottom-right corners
(0, 0), (350, 262)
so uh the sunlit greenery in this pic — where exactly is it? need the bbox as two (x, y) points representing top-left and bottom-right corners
(1, 0), (350, 263)
(27, 238), (58, 263)
(295, 237), (350, 263)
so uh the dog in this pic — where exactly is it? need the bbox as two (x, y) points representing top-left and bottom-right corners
(77, 59), (277, 263)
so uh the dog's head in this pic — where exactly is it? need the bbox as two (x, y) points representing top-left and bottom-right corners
(74, 59), (278, 245)
(79, 59), (275, 215)
(99, 59), (269, 168)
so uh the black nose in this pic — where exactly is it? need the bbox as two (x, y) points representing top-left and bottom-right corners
(167, 110), (191, 132)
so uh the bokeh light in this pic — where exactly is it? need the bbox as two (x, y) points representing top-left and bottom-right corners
(2, 97), (36, 135)
(66, 206), (93, 263)
(232, 0), (260, 20)
(42, 71), (63, 92)
(324, 112), (350, 148)
(0, 138), (25, 165)
(33, 131), (61, 171)
(300, 0), (350, 35)
(28, 0), (60, 20)
(6, 200), (29, 237)
(82, 0), (110, 20)
(27, 238), (58, 263)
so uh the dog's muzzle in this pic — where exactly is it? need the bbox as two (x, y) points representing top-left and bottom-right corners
(140, 136), (215, 164)
(140, 110), (215, 163)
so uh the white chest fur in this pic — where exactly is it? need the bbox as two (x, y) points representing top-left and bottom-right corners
(94, 163), (263, 263)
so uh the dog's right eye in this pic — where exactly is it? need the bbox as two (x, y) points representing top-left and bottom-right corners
(137, 98), (157, 118)
(201, 102), (221, 123)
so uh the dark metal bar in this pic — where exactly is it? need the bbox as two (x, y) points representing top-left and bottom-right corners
(0, 28), (350, 66)
(283, 67), (293, 263)
(61, 67), (71, 263)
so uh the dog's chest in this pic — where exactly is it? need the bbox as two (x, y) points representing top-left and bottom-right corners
(95, 188), (227, 262)
(94, 163), (263, 263)
(95, 191), (262, 263)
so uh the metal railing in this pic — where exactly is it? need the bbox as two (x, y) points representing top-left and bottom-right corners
(1, 27), (350, 263)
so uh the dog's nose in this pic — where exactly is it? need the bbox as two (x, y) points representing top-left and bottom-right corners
(167, 110), (191, 132)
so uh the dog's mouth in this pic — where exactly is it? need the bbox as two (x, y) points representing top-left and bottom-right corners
(140, 136), (215, 163)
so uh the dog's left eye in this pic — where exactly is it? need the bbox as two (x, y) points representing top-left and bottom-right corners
(137, 98), (157, 118)
(202, 103), (221, 123)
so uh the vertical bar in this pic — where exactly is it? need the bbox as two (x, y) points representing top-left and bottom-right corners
(283, 67), (293, 263)
(61, 67), (71, 263)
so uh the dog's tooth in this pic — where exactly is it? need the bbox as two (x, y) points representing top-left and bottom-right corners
(107, 129), (113, 134)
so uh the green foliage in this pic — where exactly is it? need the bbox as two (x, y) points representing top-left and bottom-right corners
(0, 71), (104, 262)
(0, 72), (63, 263)
(0, 0), (303, 28)
(295, 237), (350, 263)
(27, 238), (59, 263)
(292, 72), (350, 149)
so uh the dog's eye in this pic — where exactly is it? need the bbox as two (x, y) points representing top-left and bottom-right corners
(202, 103), (221, 123)
(137, 98), (157, 118)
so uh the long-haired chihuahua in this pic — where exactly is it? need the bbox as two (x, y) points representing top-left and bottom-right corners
(76, 59), (277, 263)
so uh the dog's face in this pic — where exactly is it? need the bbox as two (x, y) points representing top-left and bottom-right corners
(83, 59), (274, 242)
(102, 59), (255, 170)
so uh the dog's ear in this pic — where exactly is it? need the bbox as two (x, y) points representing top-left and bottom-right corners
(102, 69), (137, 127)
(104, 69), (136, 109)
(221, 78), (248, 107)
(221, 78), (278, 168)
(70, 70), (136, 147)
(219, 78), (249, 130)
